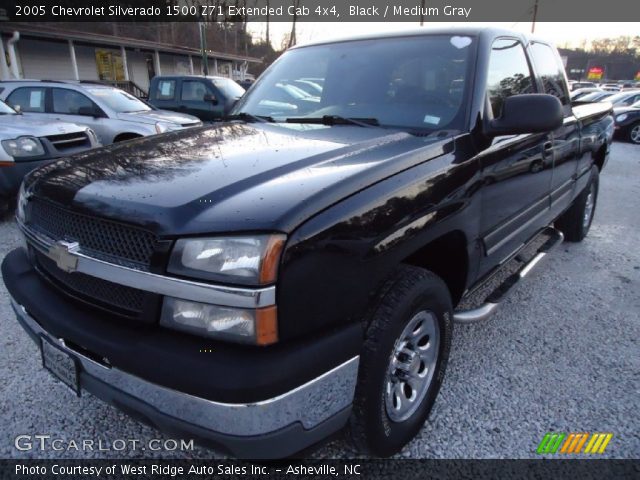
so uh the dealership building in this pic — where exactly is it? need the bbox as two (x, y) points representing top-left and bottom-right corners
(0, 23), (260, 96)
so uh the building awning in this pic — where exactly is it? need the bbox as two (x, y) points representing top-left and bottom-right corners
(0, 22), (261, 64)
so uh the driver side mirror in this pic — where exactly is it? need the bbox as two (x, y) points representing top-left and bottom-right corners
(203, 93), (218, 105)
(13, 105), (22, 114)
(485, 94), (563, 137)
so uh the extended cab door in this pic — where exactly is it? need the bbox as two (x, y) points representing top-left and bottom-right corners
(529, 42), (580, 220)
(178, 79), (225, 121)
(477, 38), (555, 274)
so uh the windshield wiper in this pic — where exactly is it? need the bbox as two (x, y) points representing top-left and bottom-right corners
(285, 115), (380, 128)
(226, 112), (275, 123)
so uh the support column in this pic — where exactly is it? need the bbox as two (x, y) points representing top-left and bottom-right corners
(7, 31), (20, 79)
(0, 38), (9, 80)
(213, 58), (218, 76)
(153, 50), (161, 76)
(68, 40), (79, 80)
(189, 55), (194, 74)
(120, 45), (129, 81)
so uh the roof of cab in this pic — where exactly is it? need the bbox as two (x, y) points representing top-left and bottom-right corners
(291, 26), (541, 49)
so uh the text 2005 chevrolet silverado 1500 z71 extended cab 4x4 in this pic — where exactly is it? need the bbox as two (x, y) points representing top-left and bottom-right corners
(2, 28), (613, 458)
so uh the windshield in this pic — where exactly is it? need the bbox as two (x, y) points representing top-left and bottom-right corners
(632, 100), (640, 108)
(0, 100), (16, 114)
(233, 34), (475, 132)
(85, 87), (151, 113)
(211, 77), (245, 99)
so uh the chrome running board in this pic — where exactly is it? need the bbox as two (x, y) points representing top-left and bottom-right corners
(453, 226), (564, 324)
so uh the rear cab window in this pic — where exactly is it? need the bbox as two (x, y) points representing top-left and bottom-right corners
(156, 80), (176, 100)
(6, 87), (46, 113)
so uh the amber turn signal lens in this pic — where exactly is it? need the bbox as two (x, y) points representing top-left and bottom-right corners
(256, 306), (278, 346)
(259, 235), (286, 284)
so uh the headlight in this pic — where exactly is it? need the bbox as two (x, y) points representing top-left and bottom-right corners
(1, 137), (44, 158)
(155, 121), (180, 134)
(168, 234), (286, 285)
(160, 297), (278, 345)
(615, 114), (628, 122)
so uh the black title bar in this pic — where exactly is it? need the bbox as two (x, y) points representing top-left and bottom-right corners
(0, 0), (639, 22)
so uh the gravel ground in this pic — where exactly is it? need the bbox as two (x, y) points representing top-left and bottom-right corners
(0, 142), (638, 460)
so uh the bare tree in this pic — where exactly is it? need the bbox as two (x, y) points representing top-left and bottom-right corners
(288, 0), (301, 48)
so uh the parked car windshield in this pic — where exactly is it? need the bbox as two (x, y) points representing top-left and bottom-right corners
(210, 77), (245, 99)
(0, 100), (16, 114)
(85, 87), (152, 113)
(233, 34), (476, 132)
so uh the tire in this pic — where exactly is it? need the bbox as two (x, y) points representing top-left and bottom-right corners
(628, 122), (640, 145)
(347, 265), (453, 457)
(555, 166), (599, 242)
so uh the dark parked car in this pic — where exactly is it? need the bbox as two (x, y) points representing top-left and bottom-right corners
(3, 28), (613, 459)
(613, 100), (640, 144)
(148, 75), (245, 121)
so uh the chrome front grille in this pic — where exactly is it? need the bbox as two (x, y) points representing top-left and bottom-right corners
(23, 198), (160, 320)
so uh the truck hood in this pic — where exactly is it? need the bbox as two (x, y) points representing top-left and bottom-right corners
(116, 109), (201, 126)
(0, 114), (86, 139)
(26, 122), (453, 235)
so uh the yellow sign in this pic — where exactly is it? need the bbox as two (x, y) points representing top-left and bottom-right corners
(95, 49), (125, 81)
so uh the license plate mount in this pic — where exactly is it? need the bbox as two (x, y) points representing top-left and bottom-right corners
(41, 336), (81, 397)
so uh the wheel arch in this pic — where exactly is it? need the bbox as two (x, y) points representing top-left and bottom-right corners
(402, 230), (469, 307)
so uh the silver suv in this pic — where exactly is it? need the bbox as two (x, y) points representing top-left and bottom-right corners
(0, 99), (99, 212)
(0, 81), (202, 146)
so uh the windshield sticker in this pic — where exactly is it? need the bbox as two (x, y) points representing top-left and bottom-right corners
(450, 36), (472, 49)
(423, 115), (441, 125)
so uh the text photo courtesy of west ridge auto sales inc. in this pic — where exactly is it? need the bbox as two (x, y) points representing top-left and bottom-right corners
(0, 0), (638, 478)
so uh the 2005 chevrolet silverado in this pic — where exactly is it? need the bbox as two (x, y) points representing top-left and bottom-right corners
(2, 28), (613, 458)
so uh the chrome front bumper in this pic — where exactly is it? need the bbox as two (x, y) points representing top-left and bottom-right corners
(10, 297), (359, 452)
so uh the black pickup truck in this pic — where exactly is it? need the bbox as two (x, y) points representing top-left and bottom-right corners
(2, 28), (613, 458)
(148, 75), (245, 121)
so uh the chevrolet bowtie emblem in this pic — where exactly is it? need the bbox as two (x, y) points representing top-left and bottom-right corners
(48, 241), (80, 273)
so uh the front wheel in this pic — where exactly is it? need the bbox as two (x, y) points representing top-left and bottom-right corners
(347, 265), (453, 457)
